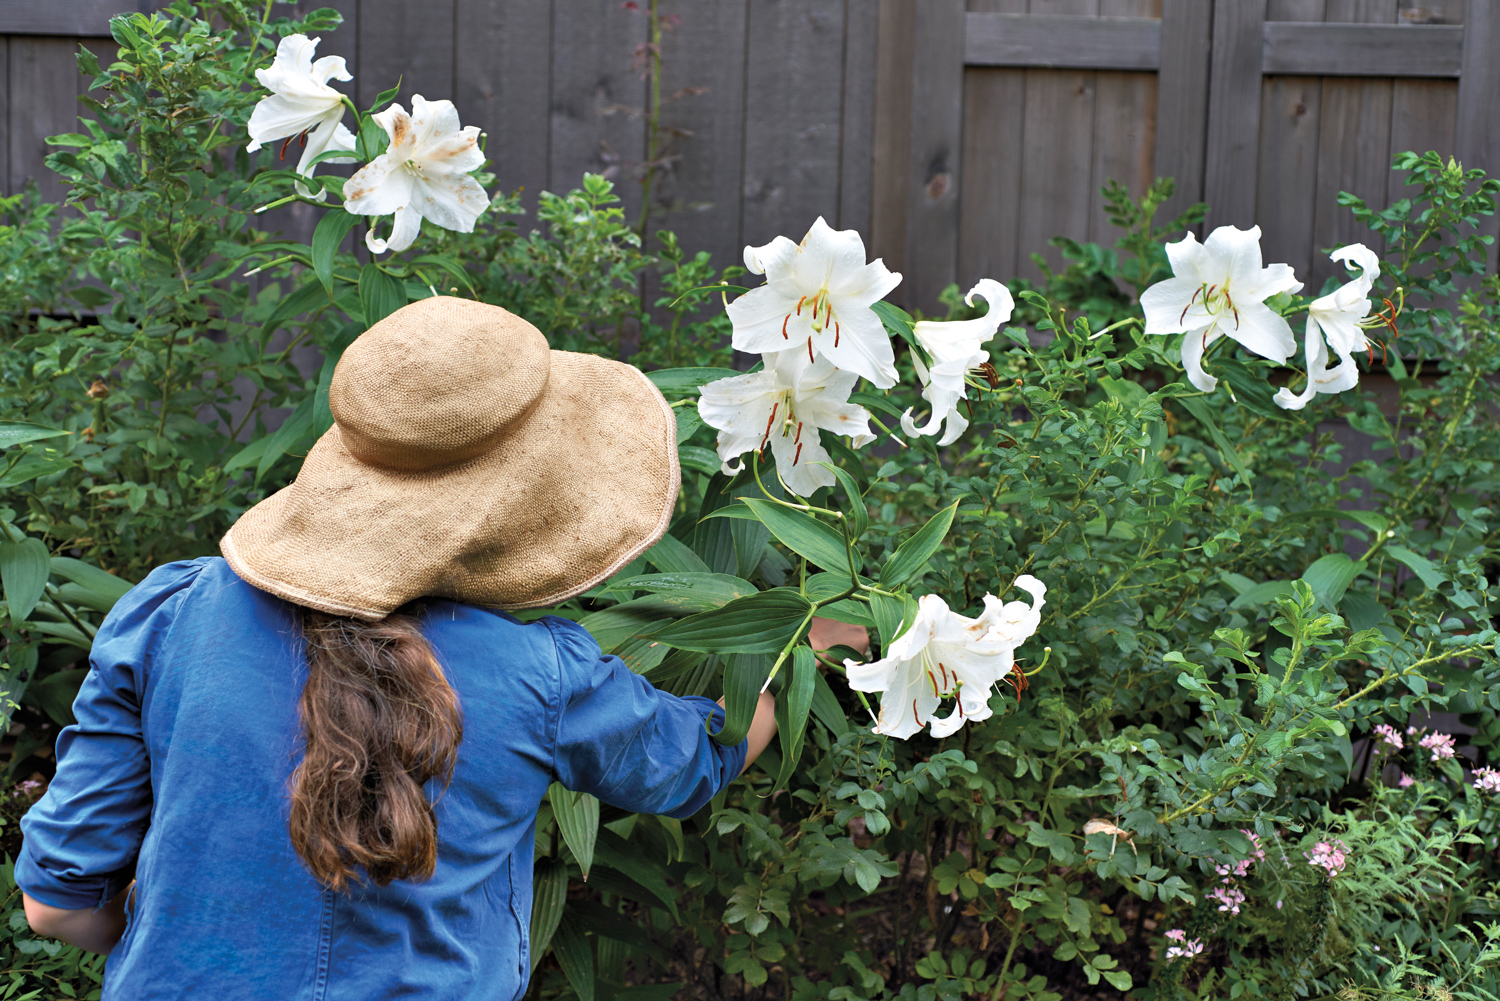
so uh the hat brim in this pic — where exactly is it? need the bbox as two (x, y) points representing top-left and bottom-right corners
(222, 352), (679, 621)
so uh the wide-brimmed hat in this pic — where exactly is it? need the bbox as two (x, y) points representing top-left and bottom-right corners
(221, 296), (679, 620)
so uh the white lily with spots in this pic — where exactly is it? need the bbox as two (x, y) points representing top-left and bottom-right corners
(845, 576), (1047, 740)
(901, 278), (1014, 446)
(726, 217), (903, 388)
(245, 34), (357, 200)
(343, 95), (490, 254)
(697, 349), (875, 497)
(1274, 244), (1382, 410)
(1140, 225), (1303, 393)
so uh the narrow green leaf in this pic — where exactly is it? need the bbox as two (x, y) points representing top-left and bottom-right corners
(644, 532), (711, 574)
(365, 81), (402, 115)
(818, 462), (868, 538)
(410, 254), (478, 297)
(880, 499), (960, 586)
(694, 472), (739, 574)
(675, 407), (703, 444)
(0, 538), (52, 623)
(868, 591), (915, 651)
(548, 783), (600, 880)
(1301, 553), (1364, 610)
(50, 557), (132, 611)
(678, 446), (721, 477)
(848, 390), (905, 421)
(773, 646), (816, 789)
(651, 589), (812, 655)
(739, 498), (859, 573)
(258, 279), (332, 348)
(719, 652), (771, 746)
(529, 857), (568, 969)
(592, 829), (680, 919)
(312, 210), (361, 295)
(551, 912), (596, 1001)
(599, 573), (755, 611)
(810, 667), (850, 736)
(255, 396), (317, 483)
(223, 436), (270, 474)
(358, 264), (407, 328)
(1176, 395), (1250, 481)
(647, 367), (742, 393)
(0, 423), (70, 450)
(1386, 545), (1447, 590)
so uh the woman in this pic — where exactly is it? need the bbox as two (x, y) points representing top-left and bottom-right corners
(17, 297), (777, 999)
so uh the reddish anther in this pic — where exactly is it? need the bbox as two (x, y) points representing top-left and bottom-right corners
(794, 421), (804, 444)
(834, 321), (841, 347)
(807, 338), (814, 363)
(279, 134), (295, 160)
(912, 699), (921, 726)
(759, 403), (778, 451)
(793, 442), (803, 465)
(796, 295), (806, 316)
(782, 314), (790, 339)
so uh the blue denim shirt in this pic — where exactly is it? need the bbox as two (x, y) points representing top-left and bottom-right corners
(17, 557), (745, 1000)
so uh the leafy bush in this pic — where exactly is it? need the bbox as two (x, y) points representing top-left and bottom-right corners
(2, 4), (1500, 1001)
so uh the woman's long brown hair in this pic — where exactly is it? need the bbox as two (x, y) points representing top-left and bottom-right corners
(289, 609), (463, 891)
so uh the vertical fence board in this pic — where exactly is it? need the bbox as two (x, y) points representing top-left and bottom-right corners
(1389, 0), (1463, 205)
(838, 0), (878, 239)
(0, 40), (10, 194)
(1267, 0), (1326, 18)
(903, 0), (965, 310)
(357, 0), (455, 107)
(6, 37), (84, 206)
(955, 0), (1025, 288)
(1256, 77), (1323, 273)
(1311, 1), (1394, 287)
(870, 0), (915, 281)
(1206, 0), (1267, 228)
(1155, 0), (1212, 228)
(1017, 69), (1096, 281)
(642, 1), (747, 272)
(741, 0), (846, 249)
(1089, 0), (1158, 244)
(548, 0), (647, 222)
(455, 0), (552, 217)
(1456, 0), (1500, 268)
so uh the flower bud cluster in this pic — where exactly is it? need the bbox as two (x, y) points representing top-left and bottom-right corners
(1305, 839), (1349, 878)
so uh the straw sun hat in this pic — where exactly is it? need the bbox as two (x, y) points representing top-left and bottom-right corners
(221, 296), (680, 621)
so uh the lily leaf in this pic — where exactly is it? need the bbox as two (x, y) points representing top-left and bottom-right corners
(651, 589), (812, 655)
(739, 498), (858, 574)
(879, 499), (959, 586)
(0, 538), (52, 623)
(548, 783), (600, 880)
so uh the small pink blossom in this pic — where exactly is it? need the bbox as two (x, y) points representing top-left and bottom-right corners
(1419, 732), (1456, 761)
(1473, 767), (1500, 795)
(1398, 773), (1415, 788)
(1305, 839), (1349, 878)
(1165, 936), (1205, 961)
(1406, 725), (1419, 736)
(1164, 928), (1187, 942)
(1373, 724), (1403, 750)
(1207, 885), (1246, 915)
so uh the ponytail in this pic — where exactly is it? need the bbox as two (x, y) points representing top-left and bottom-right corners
(289, 609), (463, 891)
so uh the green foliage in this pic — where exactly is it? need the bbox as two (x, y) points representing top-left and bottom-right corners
(3, 2), (1500, 998)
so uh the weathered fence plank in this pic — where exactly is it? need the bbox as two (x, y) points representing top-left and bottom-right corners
(0, 41), (10, 195)
(903, 0), (965, 307)
(454, 0), (553, 218)
(1089, 0), (1159, 244)
(1256, 76), (1322, 275)
(1205, 0), (1267, 229)
(549, 0), (646, 223)
(1456, 0), (1500, 267)
(839, 0), (879, 241)
(963, 13), (1159, 70)
(741, 0), (848, 249)
(870, 0), (914, 280)
(1262, 23), (1463, 77)
(0, 2), (149, 36)
(955, 0), (1026, 294)
(7, 38), (86, 206)
(1154, 0), (1212, 228)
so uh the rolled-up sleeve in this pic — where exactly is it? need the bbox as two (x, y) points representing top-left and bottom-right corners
(546, 617), (746, 819)
(17, 559), (205, 909)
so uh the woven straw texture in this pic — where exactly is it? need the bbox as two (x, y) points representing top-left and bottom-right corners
(222, 297), (679, 620)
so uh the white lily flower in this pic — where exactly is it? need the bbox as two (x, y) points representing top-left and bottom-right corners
(245, 34), (357, 201)
(1140, 225), (1303, 393)
(1274, 244), (1381, 410)
(726, 217), (902, 388)
(845, 575), (1046, 740)
(900, 278), (1014, 446)
(343, 96), (490, 254)
(697, 350), (875, 497)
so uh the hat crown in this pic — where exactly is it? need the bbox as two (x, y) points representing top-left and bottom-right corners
(329, 297), (551, 471)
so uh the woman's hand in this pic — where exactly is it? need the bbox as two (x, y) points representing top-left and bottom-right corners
(23, 881), (132, 955)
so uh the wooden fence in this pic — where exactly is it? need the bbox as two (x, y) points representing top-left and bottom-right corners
(3, 1), (1499, 313)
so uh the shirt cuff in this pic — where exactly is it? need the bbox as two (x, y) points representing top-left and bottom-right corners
(670, 696), (748, 819)
(14, 844), (128, 910)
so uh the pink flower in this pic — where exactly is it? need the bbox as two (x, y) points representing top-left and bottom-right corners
(1373, 723), (1403, 750)
(1165, 936), (1205, 961)
(1305, 839), (1349, 878)
(1419, 732), (1456, 761)
(1406, 725), (1419, 736)
(1473, 767), (1500, 795)
(1398, 773), (1415, 788)
(1208, 885), (1246, 915)
(1165, 928), (1187, 942)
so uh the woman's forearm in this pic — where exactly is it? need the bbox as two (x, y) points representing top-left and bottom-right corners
(23, 884), (130, 955)
(739, 691), (778, 773)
